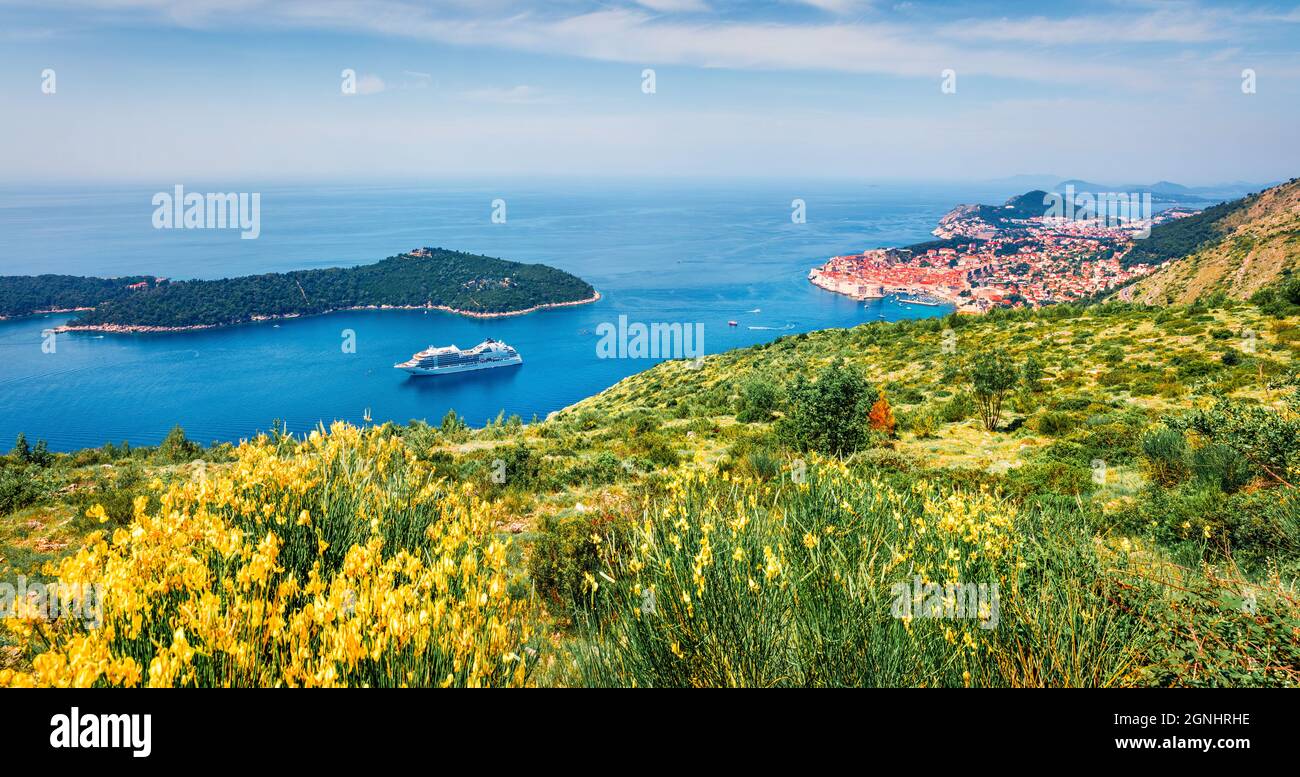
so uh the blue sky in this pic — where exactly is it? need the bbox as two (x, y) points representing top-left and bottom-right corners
(1, 0), (1297, 184)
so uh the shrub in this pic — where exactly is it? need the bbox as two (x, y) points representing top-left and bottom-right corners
(904, 406), (941, 438)
(1191, 443), (1253, 493)
(3, 424), (541, 688)
(735, 376), (780, 423)
(157, 425), (201, 463)
(1141, 427), (1189, 487)
(1035, 411), (1077, 437)
(867, 389), (897, 436)
(529, 509), (623, 612)
(939, 392), (976, 423)
(573, 461), (1151, 687)
(0, 464), (55, 515)
(780, 359), (873, 456)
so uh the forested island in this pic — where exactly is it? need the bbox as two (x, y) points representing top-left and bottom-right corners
(0, 248), (598, 331)
(0, 274), (159, 319)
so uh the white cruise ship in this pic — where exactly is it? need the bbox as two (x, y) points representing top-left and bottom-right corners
(394, 338), (522, 375)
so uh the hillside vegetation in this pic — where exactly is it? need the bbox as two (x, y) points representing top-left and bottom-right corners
(1118, 178), (1300, 303)
(0, 274), (157, 319)
(4, 295), (1299, 686)
(0, 248), (595, 329)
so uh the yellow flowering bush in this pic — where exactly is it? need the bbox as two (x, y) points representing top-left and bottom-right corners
(574, 457), (1148, 687)
(1, 423), (537, 688)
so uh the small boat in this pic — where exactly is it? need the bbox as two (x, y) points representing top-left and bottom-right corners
(727, 320), (738, 327)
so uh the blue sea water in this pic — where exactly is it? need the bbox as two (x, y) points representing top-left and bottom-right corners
(0, 179), (1016, 451)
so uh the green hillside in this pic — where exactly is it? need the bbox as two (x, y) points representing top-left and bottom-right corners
(1117, 178), (1300, 302)
(4, 296), (1299, 686)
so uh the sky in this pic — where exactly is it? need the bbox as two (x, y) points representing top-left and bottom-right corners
(0, 0), (1297, 184)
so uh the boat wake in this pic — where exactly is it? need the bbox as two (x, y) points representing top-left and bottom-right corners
(748, 323), (795, 331)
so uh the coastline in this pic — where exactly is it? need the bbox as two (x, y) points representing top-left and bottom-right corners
(0, 306), (94, 322)
(49, 291), (602, 334)
(808, 268), (965, 310)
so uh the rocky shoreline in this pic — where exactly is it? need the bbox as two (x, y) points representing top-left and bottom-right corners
(48, 291), (601, 334)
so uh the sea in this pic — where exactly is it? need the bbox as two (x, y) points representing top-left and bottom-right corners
(0, 179), (1019, 451)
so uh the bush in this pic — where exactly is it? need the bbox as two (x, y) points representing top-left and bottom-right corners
(780, 359), (873, 457)
(1191, 443), (1253, 493)
(157, 425), (201, 463)
(904, 406), (941, 438)
(573, 461), (1151, 687)
(735, 376), (780, 423)
(1035, 411), (1077, 437)
(1141, 427), (1189, 487)
(529, 510), (623, 612)
(0, 464), (55, 514)
(939, 392), (976, 423)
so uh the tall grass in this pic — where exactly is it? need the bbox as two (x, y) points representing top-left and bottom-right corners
(573, 459), (1154, 687)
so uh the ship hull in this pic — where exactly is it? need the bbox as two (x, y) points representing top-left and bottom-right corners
(398, 356), (522, 376)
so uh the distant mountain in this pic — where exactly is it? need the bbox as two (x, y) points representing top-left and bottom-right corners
(1051, 178), (1275, 204)
(1113, 177), (1300, 304)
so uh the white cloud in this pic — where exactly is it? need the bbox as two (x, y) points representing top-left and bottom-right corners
(938, 12), (1223, 44)
(460, 84), (556, 104)
(4, 0), (1237, 88)
(634, 0), (709, 12)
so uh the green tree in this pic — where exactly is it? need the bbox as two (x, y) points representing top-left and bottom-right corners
(158, 425), (201, 463)
(30, 439), (52, 468)
(736, 375), (779, 423)
(969, 351), (1020, 431)
(11, 432), (30, 463)
(1021, 354), (1045, 392)
(781, 359), (873, 456)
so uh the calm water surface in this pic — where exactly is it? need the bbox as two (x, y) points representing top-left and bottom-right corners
(0, 180), (1017, 450)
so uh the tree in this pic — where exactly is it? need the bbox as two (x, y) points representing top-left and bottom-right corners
(1021, 355), (1045, 392)
(868, 389), (897, 436)
(781, 360), (873, 456)
(969, 351), (1019, 431)
(736, 376), (779, 423)
(158, 425), (201, 463)
(11, 433), (30, 463)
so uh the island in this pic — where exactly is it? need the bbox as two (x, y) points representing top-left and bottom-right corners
(0, 248), (599, 332)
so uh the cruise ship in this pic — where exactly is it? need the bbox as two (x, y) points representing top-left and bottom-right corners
(394, 338), (522, 375)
